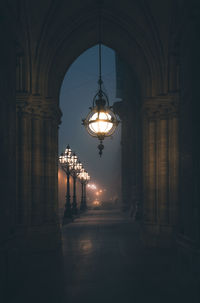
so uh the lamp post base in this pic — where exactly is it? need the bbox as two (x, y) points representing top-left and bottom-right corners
(72, 202), (78, 216)
(63, 203), (73, 225)
(80, 203), (86, 212)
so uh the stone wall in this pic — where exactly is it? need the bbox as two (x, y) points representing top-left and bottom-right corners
(0, 6), (16, 300)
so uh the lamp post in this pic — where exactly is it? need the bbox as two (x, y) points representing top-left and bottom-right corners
(79, 168), (86, 211)
(59, 145), (72, 222)
(70, 153), (82, 215)
(79, 169), (90, 211)
(83, 172), (90, 210)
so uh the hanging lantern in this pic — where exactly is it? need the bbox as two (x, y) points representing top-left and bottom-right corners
(83, 85), (119, 156)
(82, 8), (120, 156)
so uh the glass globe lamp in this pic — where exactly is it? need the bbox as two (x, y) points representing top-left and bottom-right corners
(83, 89), (119, 156)
(70, 152), (78, 168)
(59, 153), (65, 164)
(64, 144), (72, 164)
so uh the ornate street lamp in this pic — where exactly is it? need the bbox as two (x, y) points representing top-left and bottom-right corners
(78, 169), (89, 211)
(82, 12), (120, 156)
(83, 171), (90, 210)
(79, 168), (85, 211)
(70, 153), (82, 215)
(59, 145), (72, 222)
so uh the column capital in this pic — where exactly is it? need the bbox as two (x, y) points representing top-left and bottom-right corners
(143, 95), (179, 119)
(16, 93), (62, 124)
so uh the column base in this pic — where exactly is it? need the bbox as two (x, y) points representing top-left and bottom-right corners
(0, 236), (16, 303)
(15, 223), (61, 251)
(63, 207), (72, 219)
(7, 224), (65, 303)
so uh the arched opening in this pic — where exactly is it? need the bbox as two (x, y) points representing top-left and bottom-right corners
(58, 43), (142, 220)
(13, 4), (179, 253)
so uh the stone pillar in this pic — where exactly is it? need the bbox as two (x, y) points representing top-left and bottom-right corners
(169, 115), (179, 226)
(114, 100), (142, 212)
(158, 118), (169, 225)
(43, 116), (58, 223)
(16, 95), (62, 249)
(148, 119), (157, 223)
(142, 96), (179, 246)
(113, 101), (130, 210)
(0, 19), (16, 301)
(14, 95), (65, 302)
(16, 94), (32, 226)
(177, 6), (200, 277)
(121, 115), (131, 210)
(31, 113), (44, 225)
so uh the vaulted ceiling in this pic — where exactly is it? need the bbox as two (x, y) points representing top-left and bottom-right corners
(4, 0), (185, 99)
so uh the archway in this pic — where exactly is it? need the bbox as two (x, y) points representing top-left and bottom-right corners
(14, 6), (179, 247)
(57, 44), (137, 217)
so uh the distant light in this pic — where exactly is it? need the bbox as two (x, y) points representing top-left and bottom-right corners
(93, 200), (100, 206)
(88, 183), (97, 190)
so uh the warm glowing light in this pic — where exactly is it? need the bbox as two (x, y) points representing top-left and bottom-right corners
(89, 112), (113, 134)
(70, 153), (78, 165)
(80, 240), (92, 252)
(64, 146), (72, 156)
(88, 183), (97, 190)
(93, 200), (100, 206)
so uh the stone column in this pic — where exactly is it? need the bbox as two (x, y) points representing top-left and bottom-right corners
(113, 101), (130, 210)
(16, 94), (32, 227)
(43, 115), (58, 223)
(16, 95), (62, 250)
(149, 120), (157, 222)
(158, 118), (169, 225)
(177, 8), (200, 276)
(121, 116), (131, 210)
(142, 96), (179, 246)
(0, 21), (16, 300)
(113, 100), (141, 211)
(168, 115), (179, 226)
(15, 95), (64, 302)
(31, 110), (44, 225)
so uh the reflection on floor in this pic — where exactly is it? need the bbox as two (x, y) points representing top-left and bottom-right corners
(62, 209), (198, 303)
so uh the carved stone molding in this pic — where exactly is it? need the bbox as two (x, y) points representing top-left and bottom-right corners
(143, 95), (179, 119)
(16, 94), (62, 124)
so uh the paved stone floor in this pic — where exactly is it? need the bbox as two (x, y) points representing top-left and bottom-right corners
(62, 209), (199, 303)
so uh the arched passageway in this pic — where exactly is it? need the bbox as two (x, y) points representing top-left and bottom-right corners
(0, 1), (200, 302)
(58, 44), (122, 218)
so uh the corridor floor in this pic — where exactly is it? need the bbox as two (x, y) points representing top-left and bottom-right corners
(62, 209), (199, 303)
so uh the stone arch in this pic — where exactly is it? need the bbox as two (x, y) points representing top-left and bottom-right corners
(14, 0), (181, 249)
(32, 7), (165, 101)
